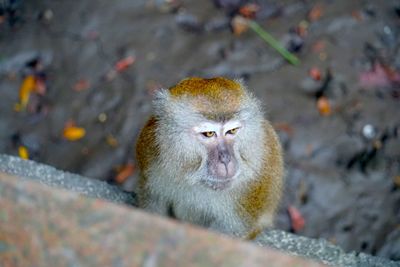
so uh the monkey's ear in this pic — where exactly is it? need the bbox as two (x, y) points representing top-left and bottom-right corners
(152, 88), (171, 116)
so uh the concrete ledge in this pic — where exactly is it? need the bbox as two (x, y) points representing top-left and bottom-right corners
(0, 154), (398, 267)
(0, 172), (322, 267)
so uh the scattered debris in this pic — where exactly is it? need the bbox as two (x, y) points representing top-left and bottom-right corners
(105, 56), (136, 81)
(308, 4), (324, 22)
(316, 96), (331, 116)
(248, 20), (300, 65)
(309, 67), (322, 81)
(63, 122), (86, 141)
(113, 163), (135, 184)
(231, 15), (249, 36)
(288, 205), (305, 233)
(18, 145), (29, 160)
(106, 134), (118, 148)
(359, 63), (400, 89)
(73, 79), (91, 91)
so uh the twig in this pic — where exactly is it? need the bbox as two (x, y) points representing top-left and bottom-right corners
(249, 20), (300, 66)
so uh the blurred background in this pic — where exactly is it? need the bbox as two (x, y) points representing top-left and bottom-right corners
(0, 0), (399, 260)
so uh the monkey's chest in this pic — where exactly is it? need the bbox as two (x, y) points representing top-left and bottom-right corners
(168, 186), (233, 226)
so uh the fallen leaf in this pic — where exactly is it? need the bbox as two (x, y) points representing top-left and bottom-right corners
(231, 15), (249, 36)
(106, 134), (118, 147)
(308, 4), (324, 22)
(273, 122), (295, 136)
(359, 63), (400, 89)
(288, 205), (305, 232)
(18, 146), (29, 160)
(296, 20), (309, 37)
(351, 10), (364, 21)
(309, 67), (322, 81)
(115, 56), (135, 72)
(63, 125), (86, 141)
(18, 75), (36, 110)
(73, 79), (90, 91)
(114, 163), (135, 184)
(317, 96), (331, 116)
(34, 77), (47, 95)
(394, 175), (400, 187)
(312, 40), (326, 53)
(239, 3), (260, 18)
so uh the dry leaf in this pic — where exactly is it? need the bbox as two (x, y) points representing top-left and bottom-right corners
(273, 122), (295, 136)
(18, 146), (29, 160)
(34, 77), (46, 95)
(18, 75), (36, 110)
(238, 3), (260, 18)
(114, 163), (135, 184)
(63, 125), (86, 141)
(308, 4), (324, 22)
(393, 176), (400, 187)
(106, 134), (118, 147)
(115, 56), (135, 72)
(309, 67), (322, 81)
(312, 40), (326, 53)
(359, 63), (400, 89)
(317, 96), (331, 116)
(231, 15), (249, 36)
(74, 79), (90, 91)
(288, 205), (305, 232)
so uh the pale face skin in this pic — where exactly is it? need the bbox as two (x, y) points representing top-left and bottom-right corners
(192, 120), (242, 190)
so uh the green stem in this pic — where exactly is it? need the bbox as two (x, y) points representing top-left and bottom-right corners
(249, 20), (300, 66)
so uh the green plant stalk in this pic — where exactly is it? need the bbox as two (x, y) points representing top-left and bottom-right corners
(249, 20), (300, 66)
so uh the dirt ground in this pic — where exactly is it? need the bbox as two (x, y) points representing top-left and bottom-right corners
(1, 0), (399, 260)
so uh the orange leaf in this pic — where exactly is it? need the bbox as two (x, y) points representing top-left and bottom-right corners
(317, 96), (331, 116)
(309, 67), (322, 81)
(114, 163), (135, 184)
(63, 125), (86, 141)
(18, 146), (29, 160)
(308, 4), (324, 22)
(288, 205), (305, 232)
(239, 3), (260, 19)
(115, 56), (135, 72)
(231, 15), (249, 36)
(18, 75), (36, 110)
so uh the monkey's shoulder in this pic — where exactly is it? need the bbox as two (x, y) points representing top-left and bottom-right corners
(136, 116), (159, 171)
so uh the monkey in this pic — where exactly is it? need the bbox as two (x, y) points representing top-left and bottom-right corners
(135, 77), (283, 239)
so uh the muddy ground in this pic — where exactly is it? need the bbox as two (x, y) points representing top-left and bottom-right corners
(1, 0), (399, 260)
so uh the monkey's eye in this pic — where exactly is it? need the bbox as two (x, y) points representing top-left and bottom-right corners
(226, 127), (239, 135)
(202, 131), (216, 138)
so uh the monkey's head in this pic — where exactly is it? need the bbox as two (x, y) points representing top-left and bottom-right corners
(153, 77), (266, 191)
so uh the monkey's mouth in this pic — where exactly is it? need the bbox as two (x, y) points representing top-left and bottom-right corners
(201, 177), (232, 191)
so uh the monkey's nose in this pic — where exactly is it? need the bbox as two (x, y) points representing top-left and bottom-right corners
(218, 150), (231, 165)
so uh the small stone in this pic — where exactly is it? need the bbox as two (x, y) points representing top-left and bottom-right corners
(362, 124), (376, 139)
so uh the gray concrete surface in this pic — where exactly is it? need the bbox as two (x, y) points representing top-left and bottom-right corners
(0, 154), (398, 267)
(0, 154), (135, 206)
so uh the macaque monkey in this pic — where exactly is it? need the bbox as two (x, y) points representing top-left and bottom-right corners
(136, 77), (283, 239)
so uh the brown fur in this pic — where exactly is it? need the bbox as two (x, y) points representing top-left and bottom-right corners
(169, 77), (243, 115)
(237, 121), (283, 234)
(136, 116), (159, 203)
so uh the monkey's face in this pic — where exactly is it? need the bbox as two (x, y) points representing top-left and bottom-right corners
(153, 80), (266, 191)
(192, 120), (241, 190)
